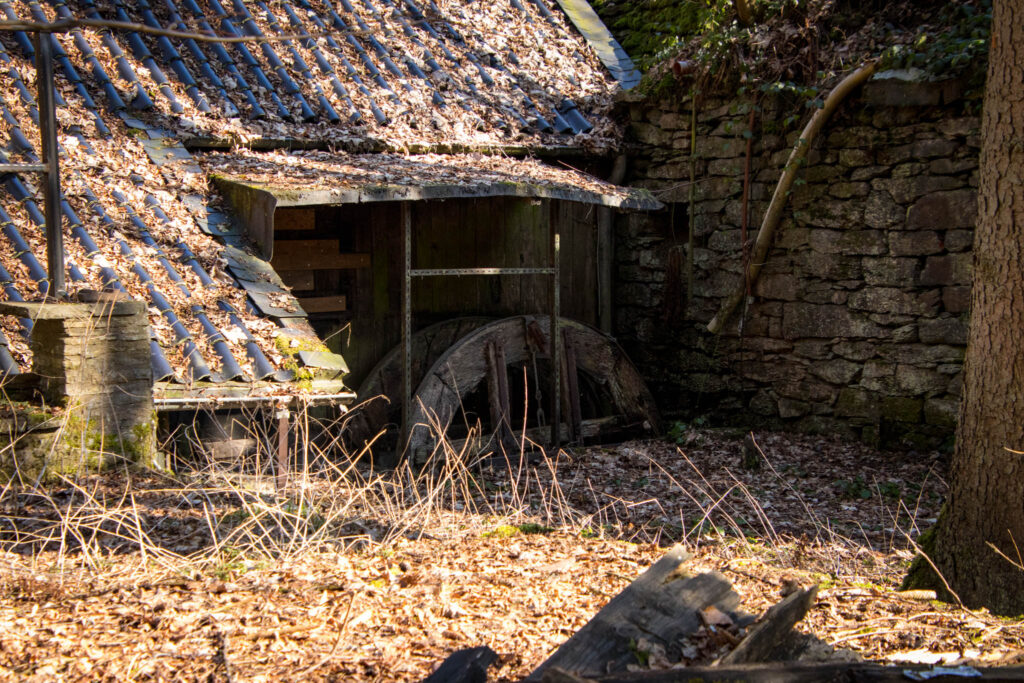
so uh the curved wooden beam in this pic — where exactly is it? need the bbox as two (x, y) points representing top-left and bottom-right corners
(405, 315), (661, 457)
(345, 317), (492, 448)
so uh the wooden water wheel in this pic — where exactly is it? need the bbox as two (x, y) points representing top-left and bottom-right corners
(345, 317), (492, 450)
(403, 315), (661, 458)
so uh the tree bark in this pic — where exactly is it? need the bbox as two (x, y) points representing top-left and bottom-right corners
(929, 0), (1024, 614)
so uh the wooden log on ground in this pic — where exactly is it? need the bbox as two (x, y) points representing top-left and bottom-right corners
(541, 662), (1024, 682)
(717, 585), (819, 665)
(527, 546), (745, 681)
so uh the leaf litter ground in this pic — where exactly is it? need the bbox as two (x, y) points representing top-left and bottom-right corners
(1, 429), (1023, 681)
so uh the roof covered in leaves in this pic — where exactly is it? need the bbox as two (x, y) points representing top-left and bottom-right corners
(0, 0), (640, 399)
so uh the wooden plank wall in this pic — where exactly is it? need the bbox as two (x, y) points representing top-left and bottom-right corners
(274, 199), (603, 385)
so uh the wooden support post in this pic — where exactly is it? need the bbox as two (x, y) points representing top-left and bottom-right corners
(400, 203), (412, 456)
(276, 407), (289, 492)
(563, 330), (583, 443)
(35, 32), (64, 299)
(485, 341), (513, 450)
(549, 201), (561, 450)
(596, 207), (613, 334)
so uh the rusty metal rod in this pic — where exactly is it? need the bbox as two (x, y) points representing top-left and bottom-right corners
(34, 32), (64, 298)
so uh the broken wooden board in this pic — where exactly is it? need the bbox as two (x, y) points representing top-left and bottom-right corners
(296, 295), (348, 314)
(527, 546), (743, 681)
(270, 240), (370, 270)
(540, 662), (1024, 682)
(718, 585), (819, 665)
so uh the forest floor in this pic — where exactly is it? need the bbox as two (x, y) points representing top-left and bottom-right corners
(1, 429), (1023, 681)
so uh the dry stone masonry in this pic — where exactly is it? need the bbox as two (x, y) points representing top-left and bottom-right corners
(0, 297), (158, 481)
(615, 76), (979, 448)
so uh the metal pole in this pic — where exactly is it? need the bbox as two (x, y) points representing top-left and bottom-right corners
(35, 32), (64, 299)
(549, 201), (561, 450)
(400, 202), (412, 456)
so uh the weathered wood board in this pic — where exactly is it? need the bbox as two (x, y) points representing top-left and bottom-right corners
(527, 546), (741, 681)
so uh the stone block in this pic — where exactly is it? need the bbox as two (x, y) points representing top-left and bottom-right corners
(775, 379), (836, 403)
(864, 192), (903, 229)
(881, 343), (964, 365)
(943, 286), (971, 313)
(889, 231), (943, 256)
(701, 136), (743, 159)
(848, 287), (939, 316)
(882, 396), (923, 422)
(657, 112), (689, 130)
(828, 182), (870, 199)
(860, 360), (895, 392)
(936, 117), (979, 137)
(945, 230), (974, 252)
(924, 397), (960, 428)
(839, 149), (874, 167)
(707, 157), (745, 176)
(734, 360), (803, 384)
(778, 398), (810, 418)
(919, 316), (968, 345)
(810, 358), (861, 385)
(929, 158), (977, 175)
(896, 365), (948, 395)
(629, 122), (673, 146)
(776, 225), (810, 250)
(877, 143), (917, 165)
(707, 229), (743, 252)
(749, 389), (777, 416)
(892, 324), (919, 342)
(809, 230), (887, 255)
(782, 303), (883, 339)
(871, 175), (963, 204)
(793, 340), (831, 359)
(833, 341), (878, 362)
(835, 387), (880, 418)
(947, 372), (964, 396)
(906, 190), (976, 231)
(852, 166), (889, 182)
(802, 165), (843, 183)
(754, 273), (799, 301)
(826, 126), (880, 147)
(862, 257), (920, 286)
(920, 254), (972, 286)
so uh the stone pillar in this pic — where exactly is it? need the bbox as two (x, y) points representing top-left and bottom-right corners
(0, 296), (158, 473)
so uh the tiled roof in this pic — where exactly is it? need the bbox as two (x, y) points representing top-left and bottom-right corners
(36, 0), (632, 147)
(0, 0), (637, 397)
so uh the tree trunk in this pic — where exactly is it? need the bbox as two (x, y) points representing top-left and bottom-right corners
(929, 0), (1024, 614)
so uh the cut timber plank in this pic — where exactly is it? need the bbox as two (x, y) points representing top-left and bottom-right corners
(527, 547), (743, 681)
(541, 663), (1024, 682)
(718, 585), (819, 665)
(297, 295), (348, 313)
(271, 240), (370, 270)
(275, 207), (315, 231)
(279, 270), (315, 290)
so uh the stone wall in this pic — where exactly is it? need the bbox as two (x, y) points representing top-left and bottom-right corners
(0, 297), (158, 481)
(614, 80), (979, 448)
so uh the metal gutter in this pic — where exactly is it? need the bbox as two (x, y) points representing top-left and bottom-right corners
(153, 391), (356, 411)
(553, 0), (642, 89)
